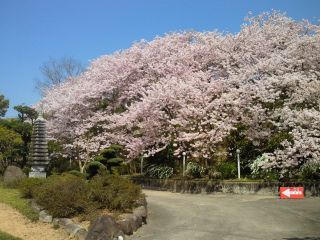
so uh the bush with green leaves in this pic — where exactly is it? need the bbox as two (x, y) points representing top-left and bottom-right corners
(67, 170), (86, 178)
(185, 162), (206, 178)
(299, 161), (320, 181)
(89, 172), (142, 211)
(216, 161), (237, 179)
(85, 161), (107, 179)
(94, 144), (124, 173)
(145, 164), (173, 179)
(21, 172), (142, 218)
(18, 177), (45, 198)
(33, 174), (91, 217)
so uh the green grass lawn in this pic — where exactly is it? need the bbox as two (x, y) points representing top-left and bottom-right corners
(0, 230), (22, 240)
(0, 182), (38, 221)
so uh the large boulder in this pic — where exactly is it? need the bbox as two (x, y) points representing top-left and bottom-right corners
(3, 166), (26, 184)
(86, 215), (124, 240)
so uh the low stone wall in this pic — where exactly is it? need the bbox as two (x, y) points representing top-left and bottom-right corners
(131, 177), (320, 197)
(32, 196), (148, 240)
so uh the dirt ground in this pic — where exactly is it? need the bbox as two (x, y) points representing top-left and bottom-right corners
(0, 202), (69, 240)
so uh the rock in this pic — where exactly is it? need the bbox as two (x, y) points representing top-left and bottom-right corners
(135, 197), (147, 208)
(75, 228), (88, 240)
(52, 218), (60, 226)
(119, 214), (141, 232)
(39, 210), (53, 223)
(30, 199), (44, 213)
(56, 218), (73, 227)
(133, 206), (147, 224)
(3, 166), (26, 184)
(64, 223), (82, 235)
(86, 215), (124, 240)
(117, 219), (133, 235)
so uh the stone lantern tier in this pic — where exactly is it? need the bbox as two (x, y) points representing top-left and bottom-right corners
(29, 116), (50, 178)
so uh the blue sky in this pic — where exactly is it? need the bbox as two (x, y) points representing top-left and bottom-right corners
(0, 0), (319, 117)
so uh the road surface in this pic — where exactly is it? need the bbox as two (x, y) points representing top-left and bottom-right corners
(128, 190), (320, 240)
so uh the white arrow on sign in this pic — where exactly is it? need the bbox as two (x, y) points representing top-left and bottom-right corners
(282, 188), (303, 198)
(282, 188), (291, 197)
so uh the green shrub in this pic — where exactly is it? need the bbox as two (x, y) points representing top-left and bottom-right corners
(216, 161), (237, 179)
(145, 164), (173, 179)
(89, 173), (141, 211)
(86, 161), (107, 179)
(185, 162), (206, 178)
(18, 177), (45, 198)
(94, 144), (124, 172)
(33, 174), (91, 218)
(66, 170), (86, 178)
(22, 167), (31, 176)
(299, 161), (320, 181)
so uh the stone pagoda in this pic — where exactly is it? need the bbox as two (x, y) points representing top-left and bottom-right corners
(29, 115), (50, 178)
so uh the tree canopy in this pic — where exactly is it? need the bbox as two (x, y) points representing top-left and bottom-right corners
(38, 12), (320, 178)
(0, 94), (9, 117)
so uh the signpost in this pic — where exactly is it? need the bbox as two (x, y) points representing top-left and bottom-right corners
(280, 187), (304, 199)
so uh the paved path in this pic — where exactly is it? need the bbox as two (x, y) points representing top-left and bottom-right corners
(129, 190), (320, 240)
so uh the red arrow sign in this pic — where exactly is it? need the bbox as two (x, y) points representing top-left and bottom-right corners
(280, 187), (304, 199)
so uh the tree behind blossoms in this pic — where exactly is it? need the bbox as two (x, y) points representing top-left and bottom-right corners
(38, 11), (320, 176)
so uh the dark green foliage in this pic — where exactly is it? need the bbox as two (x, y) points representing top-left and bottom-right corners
(33, 174), (91, 218)
(89, 173), (141, 211)
(107, 157), (123, 165)
(13, 105), (38, 124)
(94, 144), (124, 172)
(18, 177), (45, 198)
(22, 166), (31, 176)
(0, 126), (23, 175)
(225, 123), (260, 176)
(145, 143), (176, 168)
(216, 162), (237, 179)
(265, 131), (293, 152)
(0, 118), (32, 169)
(47, 140), (73, 174)
(16, 173), (142, 218)
(0, 94), (9, 117)
(67, 170), (86, 178)
(86, 161), (107, 179)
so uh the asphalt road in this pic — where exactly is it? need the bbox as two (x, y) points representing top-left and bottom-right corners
(128, 190), (320, 240)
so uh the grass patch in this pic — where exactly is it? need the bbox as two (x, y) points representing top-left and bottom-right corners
(0, 230), (22, 240)
(0, 182), (38, 221)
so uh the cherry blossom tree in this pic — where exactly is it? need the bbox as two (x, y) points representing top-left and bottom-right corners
(37, 11), (320, 176)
